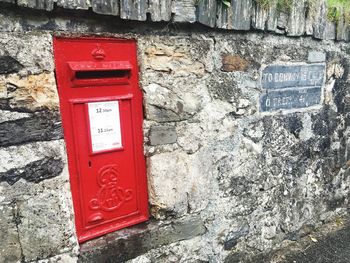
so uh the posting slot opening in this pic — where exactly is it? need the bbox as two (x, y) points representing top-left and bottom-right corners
(68, 61), (133, 87)
(75, 69), (130, 80)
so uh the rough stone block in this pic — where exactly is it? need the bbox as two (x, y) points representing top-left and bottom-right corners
(222, 55), (249, 72)
(252, 4), (268, 30)
(308, 51), (326, 63)
(313, 1), (328, 39)
(0, 72), (59, 112)
(216, 4), (230, 29)
(231, 0), (252, 30)
(0, 111), (63, 147)
(0, 56), (23, 74)
(144, 45), (205, 76)
(148, 149), (213, 217)
(323, 21), (336, 40)
(277, 12), (288, 31)
(336, 11), (350, 41)
(287, 0), (306, 36)
(266, 2), (278, 31)
(0, 32), (54, 74)
(17, 186), (77, 261)
(148, 0), (172, 21)
(0, 156), (64, 185)
(216, 0), (253, 30)
(0, 140), (65, 178)
(79, 215), (206, 263)
(17, 0), (54, 10)
(149, 125), (177, 146)
(172, 0), (196, 23)
(56, 0), (90, 9)
(92, 0), (119, 16)
(120, 0), (147, 21)
(0, 204), (22, 263)
(197, 0), (217, 28)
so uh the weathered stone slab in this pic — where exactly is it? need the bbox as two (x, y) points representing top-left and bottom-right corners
(0, 157), (63, 185)
(56, 0), (90, 9)
(120, 0), (147, 21)
(252, 4), (268, 30)
(92, 0), (119, 16)
(216, 3), (230, 29)
(323, 21), (336, 40)
(172, 0), (196, 23)
(17, 0), (54, 10)
(308, 51), (326, 63)
(313, 1), (328, 39)
(0, 111), (63, 147)
(260, 87), (322, 112)
(79, 215), (206, 263)
(261, 64), (325, 89)
(0, 141), (64, 175)
(197, 0), (217, 28)
(266, 2), (278, 31)
(231, 0), (252, 30)
(148, 0), (172, 21)
(217, 0), (253, 30)
(287, 0), (306, 36)
(335, 9), (350, 42)
(276, 11), (288, 33)
(149, 125), (177, 145)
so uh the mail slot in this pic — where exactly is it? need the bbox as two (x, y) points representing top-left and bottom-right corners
(53, 37), (148, 243)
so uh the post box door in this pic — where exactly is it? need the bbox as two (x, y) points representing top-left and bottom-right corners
(53, 37), (148, 243)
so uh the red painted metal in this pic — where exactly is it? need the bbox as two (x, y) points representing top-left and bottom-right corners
(53, 37), (148, 243)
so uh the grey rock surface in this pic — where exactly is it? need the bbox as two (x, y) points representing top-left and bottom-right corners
(149, 125), (177, 146)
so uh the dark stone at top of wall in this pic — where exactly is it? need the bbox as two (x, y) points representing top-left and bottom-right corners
(0, 0), (348, 42)
(79, 214), (206, 263)
(17, 0), (54, 11)
(0, 56), (23, 74)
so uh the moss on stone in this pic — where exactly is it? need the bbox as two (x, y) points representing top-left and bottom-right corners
(327, 0), (350, 23)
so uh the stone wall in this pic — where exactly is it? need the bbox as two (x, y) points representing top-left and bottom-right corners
(0, 0), (349, 41)
(0, 32), (78, 262)
(0, 4), (349, 263)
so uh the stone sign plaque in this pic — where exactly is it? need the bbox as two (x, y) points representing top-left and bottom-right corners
(260, 87), (322, 112)
(260, 63), (325, 112)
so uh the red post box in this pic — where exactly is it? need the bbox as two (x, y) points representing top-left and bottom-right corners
(53, 37), (148, 243)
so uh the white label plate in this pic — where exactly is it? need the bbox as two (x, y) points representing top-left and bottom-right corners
(88, 100), (122, 153)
